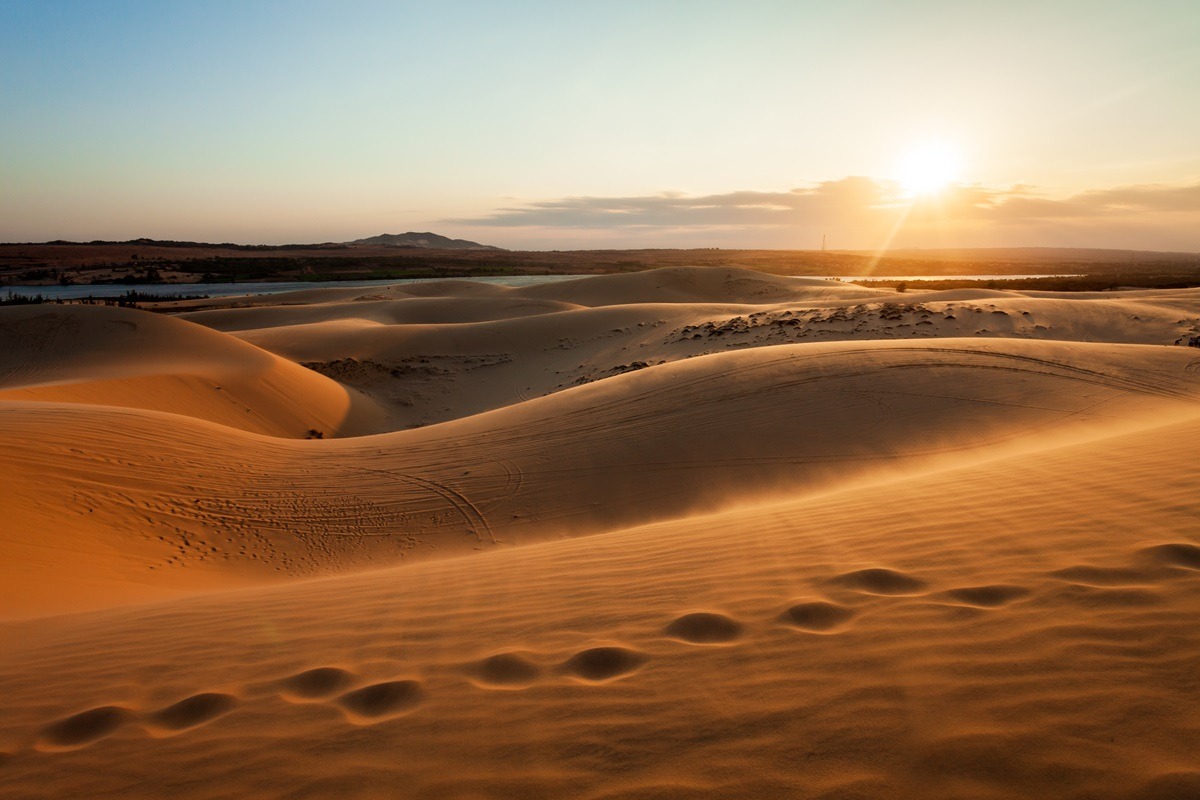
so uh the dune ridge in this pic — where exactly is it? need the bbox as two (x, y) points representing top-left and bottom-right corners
(0, 305), (387, 437)
(165, 268), (1200, 429)
(4, 335), (1198, 615)
(2, 266), (1199, 798)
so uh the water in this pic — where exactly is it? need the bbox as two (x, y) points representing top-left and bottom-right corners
(1, 272), (1085, 300)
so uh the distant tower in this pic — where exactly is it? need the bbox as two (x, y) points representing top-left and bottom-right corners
(821, 233), (826, 252)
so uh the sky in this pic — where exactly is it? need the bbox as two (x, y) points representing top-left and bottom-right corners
(2, 0), (1199, 251)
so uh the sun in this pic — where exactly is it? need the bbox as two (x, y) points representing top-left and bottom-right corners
(896, 142), (962, 196)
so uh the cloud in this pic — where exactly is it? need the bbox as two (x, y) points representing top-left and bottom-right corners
(447, 178), (890, 229)
(446, 178), (1200, 231)
(1068, 183), (1200, 214)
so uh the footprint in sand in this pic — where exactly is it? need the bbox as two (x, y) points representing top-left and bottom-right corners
(1044, 543), (1200, 604)
(939, 585), (1032, 608)
(778, 601), (856, 632)
(1049, 565), (1153, 586)
(1126, 771), (1200, 800)
(559, 647), (647, 683)
(335, 680), (424, 721)
(147, 693), (238, 734)
(1048, 583), (1163, 608)
(664, 612), (744, 644)
(279, 667), (356, 701)
(1137, 542), (1200, 571)
(37, 706), (134, 751)
(468, 652), (543, 689)
(829, 568), (928, 596)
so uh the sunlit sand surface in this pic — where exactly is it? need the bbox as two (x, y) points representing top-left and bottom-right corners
(3, 267), (1199, 798)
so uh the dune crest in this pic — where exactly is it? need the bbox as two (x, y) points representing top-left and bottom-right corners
(2, 266), (1200, 798)
(0, 305), (387, 437)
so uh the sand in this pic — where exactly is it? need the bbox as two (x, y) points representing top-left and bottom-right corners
(1, 267), (1198, 798)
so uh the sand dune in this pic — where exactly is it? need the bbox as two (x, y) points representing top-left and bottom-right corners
(182, 296), (584, 332)
(1, 408), (1198, 798)
(511, 267), (886, 306)
(2, 267), (1199, 798)
(0, 305), (387, 437)
(181, 272), (1200, 428)
(4, 335), (1198, 616)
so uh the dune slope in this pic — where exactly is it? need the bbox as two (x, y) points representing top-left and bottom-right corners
(170, 270), (1200, 428)
(0, 409), (1198, 799)
(4, 268), (1200, 799)
(0, 305), (387, 437)
(3, 337), (1199, 616)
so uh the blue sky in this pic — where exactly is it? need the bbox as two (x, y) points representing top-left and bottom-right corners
(2, 0), (1199, 249)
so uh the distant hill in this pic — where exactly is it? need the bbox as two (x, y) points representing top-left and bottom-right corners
(348, 232), (504, 250)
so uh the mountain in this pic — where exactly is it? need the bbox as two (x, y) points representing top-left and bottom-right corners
(348, 232), (504, 250)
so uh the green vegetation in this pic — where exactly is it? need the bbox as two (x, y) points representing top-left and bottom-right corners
(2, 291), (51, 305)
(0, 290), (208, 308)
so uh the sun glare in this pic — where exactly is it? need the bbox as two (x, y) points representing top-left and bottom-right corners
(896, 142), (962, 197)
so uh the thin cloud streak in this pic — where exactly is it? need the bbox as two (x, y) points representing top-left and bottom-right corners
(446, 178), (1200, 231)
